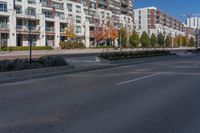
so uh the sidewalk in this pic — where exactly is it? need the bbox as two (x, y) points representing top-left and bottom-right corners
(0, 54), (179, 84)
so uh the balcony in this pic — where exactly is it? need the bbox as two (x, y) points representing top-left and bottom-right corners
(0, 23), (8, 29)
(46, 27), (54, 32)
(28, 0), (36, 5)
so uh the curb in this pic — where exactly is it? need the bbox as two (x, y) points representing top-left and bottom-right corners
(0, 55), (179, 84)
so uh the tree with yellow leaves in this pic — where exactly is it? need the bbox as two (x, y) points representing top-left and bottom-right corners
(65, 20), (76, 42)
(109, 26), (118, 46)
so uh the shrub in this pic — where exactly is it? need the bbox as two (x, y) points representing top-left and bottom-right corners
(39, 56), (67, 67)
(2, 46), (53, 51)
(12, 59), (27, 70)
(0, 56), (68, 72)
(59, 41), (85, 49)
(100, 50), (171, 60)
(0, 60), (12, 72)
(59, 41), (66, 49)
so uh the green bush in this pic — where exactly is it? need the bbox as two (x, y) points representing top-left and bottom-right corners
(100, 50), (171, 60)
(0, 56), (67, 72)
(0, 60), (12, 72)
(39, 56), (67, 67)
(59, 41), (86, 49)
(1, 46), (53, 51)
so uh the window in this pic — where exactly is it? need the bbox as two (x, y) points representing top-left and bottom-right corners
(42, 9), (53, 18)
(76, 16), (81, 23)
(28, 0), (36, 5)
(15, 5), (22, 14)
(27, 8), (36, 16)
(76, 6), (81, 13)
(56, 12), (65, 20)
(53, 2), (63, 10)
(67, 4), (72, 12)
(0, 2), (7, 12)
(76, 26), (81, 34)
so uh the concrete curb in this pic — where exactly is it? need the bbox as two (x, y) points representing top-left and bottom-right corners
(0, 55), (179, 84)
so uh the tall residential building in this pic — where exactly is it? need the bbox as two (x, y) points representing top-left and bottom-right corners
(186, 17), (200, 29)
(0, 0), (134, 48)
(134, 7), (195, 39)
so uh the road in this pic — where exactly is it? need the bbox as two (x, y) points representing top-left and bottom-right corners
(0, 54), (200, 133)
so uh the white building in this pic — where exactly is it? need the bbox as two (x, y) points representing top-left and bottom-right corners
(134, 7), (193, 38)
(186, 17), (200, 29)
(0, 0), (134, 48)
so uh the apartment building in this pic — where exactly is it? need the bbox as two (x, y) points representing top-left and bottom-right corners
(134, 7), (195, 39)
(0, 0), (134, 48)
(186, 17), (200, 29)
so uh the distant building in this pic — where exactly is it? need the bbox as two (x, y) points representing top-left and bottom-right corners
(186, 17), (200, 47)
(186, 17), (200, 29)
(134, 7), (195, 39)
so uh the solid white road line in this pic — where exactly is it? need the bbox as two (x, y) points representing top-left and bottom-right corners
(115, 73), (159, 86)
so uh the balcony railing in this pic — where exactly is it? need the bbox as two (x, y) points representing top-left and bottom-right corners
(0, 23), (8, 29)
(46, 27), (54, 32)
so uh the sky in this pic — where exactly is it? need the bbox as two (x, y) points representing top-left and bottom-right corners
(134, 0), (200, 21)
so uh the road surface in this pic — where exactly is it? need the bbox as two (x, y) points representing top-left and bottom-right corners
(0, 54), (200, 133)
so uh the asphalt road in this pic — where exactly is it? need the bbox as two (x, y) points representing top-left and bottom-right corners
(1, 54), (200, 133)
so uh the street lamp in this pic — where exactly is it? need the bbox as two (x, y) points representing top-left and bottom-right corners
(28, 20), (33, 64)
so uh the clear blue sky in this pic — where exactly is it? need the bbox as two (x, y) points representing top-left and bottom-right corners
(135, 0), (200, 21)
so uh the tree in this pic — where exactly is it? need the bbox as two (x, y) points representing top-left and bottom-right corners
(140, 31), (150, 48)
(109, 26), (118, 46)
(129, 31), (140, 48)
(177, 35), (183, 47)
(65, 22), (76, 41)
(189, 37), (195, 47)
(118, 28), (127, 47)
(182, 36), (188, 46)
(150, 33), (157, 48)
(165, 35), (172, 48)
(94, 29), (103, 46)
(157, 33), (164, 48)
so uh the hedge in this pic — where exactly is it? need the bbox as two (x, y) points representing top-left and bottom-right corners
(100, 50), (172, 60)
(60, 41), (85, 49)
(0, 56), (67, 72)
(1, 46), (53, 51)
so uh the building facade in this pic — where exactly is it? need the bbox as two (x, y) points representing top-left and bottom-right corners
(0, 0), (134, 48)
(134, 7), (195, 40)
(186, 17), (200, 29)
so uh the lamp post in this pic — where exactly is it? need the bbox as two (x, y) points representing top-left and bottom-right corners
(28, 20), (33, 64)
(120, 31), (122, 54)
